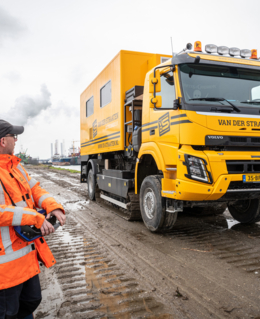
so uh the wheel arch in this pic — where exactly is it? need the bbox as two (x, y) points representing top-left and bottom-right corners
(87, 159), (99, 177)
(135, 142), (165, 194)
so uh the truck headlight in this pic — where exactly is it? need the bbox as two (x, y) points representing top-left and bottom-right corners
(184, 155), (212, 184)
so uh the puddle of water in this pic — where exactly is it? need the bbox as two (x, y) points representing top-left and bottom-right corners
(52, 230), (89, 282)
(63, 200), (89, 212)
(44, 172), (60, 179)
(29, 173), (41, 177)
(55, 227), (76, 244)
(81, 238), (170, 318)
(35, 265), (64, 319)
(83, 244), (133, 318)
(45, 173), (80, 187)
(65, 181), (80, 187)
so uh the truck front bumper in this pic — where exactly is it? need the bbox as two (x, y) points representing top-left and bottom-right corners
(161, 174), (260, 201)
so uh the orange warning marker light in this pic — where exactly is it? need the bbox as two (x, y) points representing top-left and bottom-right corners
(194, 41), (202, 52)
(250, 49), (257, 59)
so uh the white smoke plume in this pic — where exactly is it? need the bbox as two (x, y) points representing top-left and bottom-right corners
(42, 101), (79, 124)
(2, 84), (51, 126)
(50, 101), (79, 117)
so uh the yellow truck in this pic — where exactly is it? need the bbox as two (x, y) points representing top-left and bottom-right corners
(80, 43), (260, 232)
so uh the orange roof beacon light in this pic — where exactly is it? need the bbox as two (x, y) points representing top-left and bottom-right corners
(194, 41), (202, 52)
(240, 49), (251, 58)
(205, 44), (217, 54)
(250, 49), (257, 59)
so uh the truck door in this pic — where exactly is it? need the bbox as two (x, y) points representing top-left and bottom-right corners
(149, 68), (180, 165)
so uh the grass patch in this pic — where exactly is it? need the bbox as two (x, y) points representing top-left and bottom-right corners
(50, 166), (80, 173)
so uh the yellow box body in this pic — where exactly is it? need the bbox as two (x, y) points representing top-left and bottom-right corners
(80, 50), (171, 156)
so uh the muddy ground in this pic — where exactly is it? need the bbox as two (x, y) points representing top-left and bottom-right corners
(26, 165), (260, 319)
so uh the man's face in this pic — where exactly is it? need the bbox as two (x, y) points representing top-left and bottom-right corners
(0, 134), (17, 155)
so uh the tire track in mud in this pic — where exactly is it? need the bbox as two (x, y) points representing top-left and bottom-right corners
(92, 184), (260, 282)
(37, 169), (260, 277)
(92, 192), (260, 282)
(31, 168), (260, 318)
(75, 204), (260, 319)
(44, 217), (174, 319)
(34, 168), (260, 280)
(161, 216), (260, 278)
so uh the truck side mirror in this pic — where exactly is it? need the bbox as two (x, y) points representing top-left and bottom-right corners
(149, 69), (161, 93)
(150, 96), (162, 108)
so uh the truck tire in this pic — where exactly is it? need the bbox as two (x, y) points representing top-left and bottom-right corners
(228, 199), (260, 224)
(87, 169), (96, 201)
(140, 175), (177, 232)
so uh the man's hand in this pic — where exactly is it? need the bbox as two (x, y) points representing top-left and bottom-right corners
(41, 219), (55, 236)
(50, 209), (66, 226)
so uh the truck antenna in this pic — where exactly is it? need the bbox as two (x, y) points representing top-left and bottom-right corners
(170, 37), (174, 56)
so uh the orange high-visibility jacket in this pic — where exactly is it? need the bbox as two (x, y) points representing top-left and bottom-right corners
(0, 155), (65, 289)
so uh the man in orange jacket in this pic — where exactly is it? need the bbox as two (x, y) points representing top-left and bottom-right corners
(0, 119), (66, 319)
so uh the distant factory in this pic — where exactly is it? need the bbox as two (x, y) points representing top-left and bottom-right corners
(51, 139), (66, 158)
(51, 140), (80, 166)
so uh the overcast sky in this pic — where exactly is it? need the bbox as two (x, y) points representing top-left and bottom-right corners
(1, 0), (260, 158)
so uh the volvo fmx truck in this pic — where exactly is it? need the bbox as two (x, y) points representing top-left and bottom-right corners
(80, 42), (260, 232)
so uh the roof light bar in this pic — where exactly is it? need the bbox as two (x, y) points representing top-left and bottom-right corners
(194, 41), (202, 52)
(202, 43), (256, 59)
(250, 49), (258, 59)
(217, 46), (229, 55)
(229, 47), (240, 57)
(205, 44), (217, 54)
(240, 49), (251, 58)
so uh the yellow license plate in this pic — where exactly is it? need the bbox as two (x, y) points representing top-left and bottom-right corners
(243, 174), (260, 182)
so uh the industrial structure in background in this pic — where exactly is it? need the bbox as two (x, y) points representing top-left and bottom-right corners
(16, 145), (39, 165)
(51, 140), (81, 165)
(80, 45), (260, 233)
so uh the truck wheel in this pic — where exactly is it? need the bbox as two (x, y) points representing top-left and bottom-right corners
(228, 199), (260, 224)
(87, 169), (96, 201)
(140, 175), (177, 232)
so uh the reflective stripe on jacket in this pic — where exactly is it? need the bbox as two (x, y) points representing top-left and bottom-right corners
(0, 154), (64, 289)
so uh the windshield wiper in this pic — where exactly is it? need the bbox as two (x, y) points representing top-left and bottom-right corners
(240, 99), (260, 105)
(189, 97), (241, 112)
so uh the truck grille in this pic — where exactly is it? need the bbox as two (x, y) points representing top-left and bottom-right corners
(230, 137), (247, 143)
(226, 160), (260, 174)
(219, 181), (260, 200)
(228, 181), (260, 190)
(252, 137), (260, 143)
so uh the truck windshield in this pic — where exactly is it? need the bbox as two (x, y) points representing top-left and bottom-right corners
(179, 64), (260, 109)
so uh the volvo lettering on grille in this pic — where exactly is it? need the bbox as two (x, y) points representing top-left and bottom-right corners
(208, 136), (224, 139)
